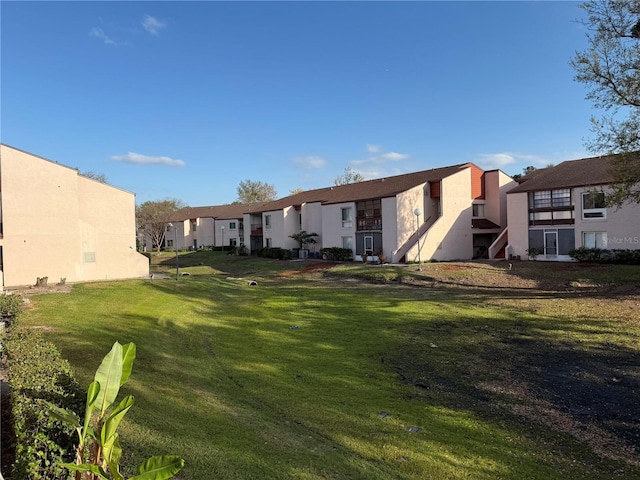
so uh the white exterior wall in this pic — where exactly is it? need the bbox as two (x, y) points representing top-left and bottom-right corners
(0, 145), (148, 287)
(217, 219), (242, 247)
(321, 202), (356, 257)
(196, 217), (215, 247)
(574, 186), (640, 250)
(393, 185), (425, 262)
(282, 206), (300, 250)
(410, 168), (473, 261)
(381, 196), (398, 260)
(506, 191), (531, 260)
(263, 210), (286, 248)
(302, 202), (323, 251)
(484, 171), (516, 228)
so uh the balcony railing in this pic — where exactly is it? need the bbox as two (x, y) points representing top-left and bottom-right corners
(251, 224), (263, 235)
(357, 216), (382, 231)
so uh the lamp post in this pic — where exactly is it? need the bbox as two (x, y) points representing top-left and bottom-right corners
(167, 223), (179, 280)
(221, 225), (225, 253)
(413, 208), (422, 271)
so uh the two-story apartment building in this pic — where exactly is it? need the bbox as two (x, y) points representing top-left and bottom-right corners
(0, 144), (149, 288)
(505, 154), (640, 260)
(163, 204), (248, 250)
(196, 163), (514, 262)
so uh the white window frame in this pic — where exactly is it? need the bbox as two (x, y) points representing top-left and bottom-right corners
(229, 222), (236, 230)
(583, 231), (607, 249)
(342, 236), (353, 251)
(265, 237), (272, 248)
(341, 207), (353, 228)
(265, 215), (272, 231)
(472, 204), (485, 218)
(582, 192), (606, 220)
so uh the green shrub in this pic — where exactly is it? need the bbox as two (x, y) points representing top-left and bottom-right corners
(257, 247), (292, 260)
(0, 293), (24, 320)
(319, 247), (353, 261)
(3, 328), (83, 479)
(569, 247), (640, 264)
(230, 244), (249, 256)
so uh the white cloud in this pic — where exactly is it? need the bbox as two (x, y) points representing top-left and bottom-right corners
(352, 146), (410, 166)
(111, 152), (185, 167)
(142, 15), (166, 35)
(89, 27), (116, 46)
(374, 152), (409, 163)
(294, 155), (326, 169)
(475, 152), (551, 170)
(366, 144), (381, 154)
(357, 167), (404, 180)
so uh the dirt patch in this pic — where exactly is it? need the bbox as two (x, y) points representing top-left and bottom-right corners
(278, 261), (337, 277)
(7, 283), (72, 297)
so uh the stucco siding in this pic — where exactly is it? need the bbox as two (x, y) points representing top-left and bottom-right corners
(506, 191), (532, 259)
(394, 185), (424, 262)
(411, 168), (473, 261)
(574, 186), (640, 250)
(321, 202), (356, 257)
(0, 145), (148, 287)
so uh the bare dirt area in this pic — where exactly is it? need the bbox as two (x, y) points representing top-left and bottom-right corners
(346, 260), (640, 470)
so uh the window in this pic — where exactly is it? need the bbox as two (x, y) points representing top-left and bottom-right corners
(533, 191), (551, 209)
(230, 238), (237, 247)
(191, 220), (197, 232)
(552, 189), (571, 207)
(265, 215), (272, 230)
(342, 236), (353, 251)
(472, 204), (485, 217)
(265, 238), (272, 248)
(229, 222), (236, 230)
(166, 239), (174, 247)
(341, 207), (353, 228)
(583, 231), (607, 249)
(582, 192), (606, 219)
(532, 189), (571, 208)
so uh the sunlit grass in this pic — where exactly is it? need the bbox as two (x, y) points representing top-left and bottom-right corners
(17, 255), (640, 479)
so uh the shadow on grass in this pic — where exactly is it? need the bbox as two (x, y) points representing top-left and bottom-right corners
(26, 271), (640, 479)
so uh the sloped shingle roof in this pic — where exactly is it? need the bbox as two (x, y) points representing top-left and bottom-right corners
(248, 163), (471, 213)
(508, 154), (626, 194)
(167, 162), (473, 220)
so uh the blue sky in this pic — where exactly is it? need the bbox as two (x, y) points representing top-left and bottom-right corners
(2, 1), (595, 206)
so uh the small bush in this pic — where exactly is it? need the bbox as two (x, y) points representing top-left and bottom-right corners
(3, 328), (83, 479)
(569, 247), (640, 264)
(0, 293), (24, 320)
(257, 247), (292, 260)
(319, 247), (353, 261)
(229, 245), (249, 256)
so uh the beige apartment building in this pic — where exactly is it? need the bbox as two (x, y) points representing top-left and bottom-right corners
(504, 154), (640, 260)
(0, 144), (149, 288)
(158, 163), (515, 263)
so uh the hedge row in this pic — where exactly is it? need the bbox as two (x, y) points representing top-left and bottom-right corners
(256, 247), (293, 260)
(569, 247), (640, 264)
(3, 328), (83, 479)
(319, 247), (354, 261)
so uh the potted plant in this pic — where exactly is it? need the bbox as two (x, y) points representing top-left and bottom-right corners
(289, 231), (319, 259)
(526, 247), (540, 261)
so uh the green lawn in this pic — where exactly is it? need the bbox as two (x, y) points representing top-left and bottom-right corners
(18, 252), (640, 479)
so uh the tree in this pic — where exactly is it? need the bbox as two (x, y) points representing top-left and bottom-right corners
(80, 170), (108, 183)
(289, 188), (304, 195)
(512, 165), (538, 180)
(289, 231), (318, 250)
(334, 167), (364, 186)
(136, 198), (186, 252)
(236, 179), (277, 203)
(571, 0), (640, 205)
